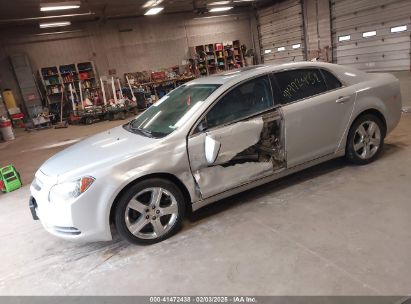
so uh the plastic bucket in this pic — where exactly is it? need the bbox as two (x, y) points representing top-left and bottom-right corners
(0, 119), (14, 141)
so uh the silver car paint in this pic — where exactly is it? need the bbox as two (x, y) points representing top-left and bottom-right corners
(30, 62), (402, 241)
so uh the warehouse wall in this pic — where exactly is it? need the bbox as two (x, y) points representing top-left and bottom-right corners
(0, 12), (253, 108)
(303, 0), (332, 61)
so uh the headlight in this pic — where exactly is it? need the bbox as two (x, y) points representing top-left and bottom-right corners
(49, 176), (95, 203)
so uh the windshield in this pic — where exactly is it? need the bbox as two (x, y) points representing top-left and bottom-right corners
(126, 84), (220, 137)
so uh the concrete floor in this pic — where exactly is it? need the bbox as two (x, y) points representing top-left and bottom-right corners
(0, 114), (411, 295)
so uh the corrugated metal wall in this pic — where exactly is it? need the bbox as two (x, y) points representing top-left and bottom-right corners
(331, 0), (411, 71)
(257, 0), (306, 64)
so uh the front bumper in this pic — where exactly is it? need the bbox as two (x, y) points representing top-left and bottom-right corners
(29, 171), (113, 242)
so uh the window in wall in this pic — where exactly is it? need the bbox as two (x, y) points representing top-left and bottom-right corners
(338, 35), (351, 42)
(205, 76), (273, 129)
(274, 69), (328, 104)
(391, 25), (407, 33)
(320, 69), (342, 90)
(362, 30), (376, 38)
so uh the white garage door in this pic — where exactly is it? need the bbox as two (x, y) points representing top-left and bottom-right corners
(331, 0), (411, 71)
(257, 0), (306, 64)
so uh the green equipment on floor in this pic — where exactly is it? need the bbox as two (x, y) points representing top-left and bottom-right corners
(0, 165), (22, 193)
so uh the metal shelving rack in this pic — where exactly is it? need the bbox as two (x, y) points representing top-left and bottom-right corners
(192, 40), (245, 76)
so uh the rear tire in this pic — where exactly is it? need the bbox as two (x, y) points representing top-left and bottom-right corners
(114, 178), (185, 245)
(346, 114), (385, 165)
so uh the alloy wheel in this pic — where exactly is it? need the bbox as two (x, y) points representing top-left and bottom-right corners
(353, 120), (381, 160)
(124, 187), (179, 240)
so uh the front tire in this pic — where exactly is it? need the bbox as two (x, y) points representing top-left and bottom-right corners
(114, 178), (186, 245)
(346, 114), (385, 165)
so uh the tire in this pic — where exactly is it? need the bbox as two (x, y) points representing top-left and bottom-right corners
(346, 114), (385, 165)
(114, 178), (186, 245)
(85, 117), (93, 125)
(118, 111), (126, 120)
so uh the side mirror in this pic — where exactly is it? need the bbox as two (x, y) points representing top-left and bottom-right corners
(197, 120), (207, 132)
(205, 135), (221, 164)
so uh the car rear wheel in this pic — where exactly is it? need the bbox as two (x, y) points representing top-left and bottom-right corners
(114, 178), (185, 245)
(346, 114), (385, 165)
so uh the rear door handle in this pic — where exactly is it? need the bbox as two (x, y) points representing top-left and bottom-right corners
(336, 96), (351, 104)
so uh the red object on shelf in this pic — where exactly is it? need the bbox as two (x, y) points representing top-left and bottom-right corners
(215, 43), (223, 51)
(79, 72), (89, 80)
(151, 71), (166, 81)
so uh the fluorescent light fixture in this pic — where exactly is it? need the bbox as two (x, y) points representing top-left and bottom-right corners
(362, 30), (376, 38)
(39, 21), (71, 28)
(209, 1), (231, 5)
(292, 43), (301, 49)
(391, 25), (407, 33)
(144, 6), (164, 15)
(209, 6), (233, 12)
(277, 46), (285, 51)
(142, 0), (163, 8)
(338, 35), (351, 42)
(40, 1), (80, 11)
(34, 29), (82, 36)
(264, 49), (272, 54)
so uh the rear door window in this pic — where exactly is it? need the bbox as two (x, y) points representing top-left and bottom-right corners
(320, 69), (342, 90)
(273, 69), (328, 104)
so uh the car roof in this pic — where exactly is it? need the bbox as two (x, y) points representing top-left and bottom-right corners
(188, 61), (349, 86)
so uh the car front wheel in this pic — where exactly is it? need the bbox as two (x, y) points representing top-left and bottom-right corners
(346, 114), (385, 165)
(114, 178), (185, 245)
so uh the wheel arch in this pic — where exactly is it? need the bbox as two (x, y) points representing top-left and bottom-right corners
(350, 108), (387, 137)
(109, 172), (192, 224)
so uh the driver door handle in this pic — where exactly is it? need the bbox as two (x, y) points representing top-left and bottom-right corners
(336, 96), (351, 104)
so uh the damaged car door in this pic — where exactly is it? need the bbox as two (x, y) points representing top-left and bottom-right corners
(187, 75), (286, 199)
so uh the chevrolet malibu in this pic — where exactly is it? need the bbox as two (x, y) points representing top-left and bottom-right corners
(29, 62), (402, 245)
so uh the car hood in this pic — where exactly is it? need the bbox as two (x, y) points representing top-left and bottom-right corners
(39, 125), (158, 179)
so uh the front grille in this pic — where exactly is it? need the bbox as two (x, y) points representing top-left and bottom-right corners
(53, 226), (81, 235)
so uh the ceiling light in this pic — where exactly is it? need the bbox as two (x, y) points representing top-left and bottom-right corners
(338, 35), (350, 42)
(277, 47), (285, 51)
(40, 1), (80, 11)
(264, 49), (272, 54)
(362, 30), (376, 38)
(209, 6), (233, 12)
(209, 1), (231, 5)
(292, 44), (301, 49)
(39, 21), (71, 28)
(391, 25), (407, 33)
(144, 6), (164, 15)
(142, 0), (163, 8)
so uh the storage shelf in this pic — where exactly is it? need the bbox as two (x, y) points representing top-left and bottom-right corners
(40, 61), (99, 108)
(194, 40), (244, 76)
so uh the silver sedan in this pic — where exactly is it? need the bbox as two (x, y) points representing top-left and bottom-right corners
(29, 62), (402, 245)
